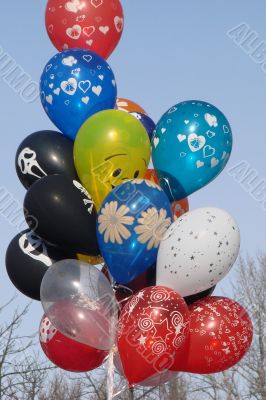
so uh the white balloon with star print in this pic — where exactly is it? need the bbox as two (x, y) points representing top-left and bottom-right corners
(156, 207), (240, 297)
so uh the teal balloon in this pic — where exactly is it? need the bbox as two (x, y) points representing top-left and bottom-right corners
(152, 100), (232, 201)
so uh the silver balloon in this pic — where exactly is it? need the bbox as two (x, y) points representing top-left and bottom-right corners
(40, 259), (118, 351)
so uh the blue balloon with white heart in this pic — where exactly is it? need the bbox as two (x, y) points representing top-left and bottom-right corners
(152, 100), (233, 201)
(129, 112), (156, 141)
(40, 49), (117, 141)
(96, 179), (172, 284)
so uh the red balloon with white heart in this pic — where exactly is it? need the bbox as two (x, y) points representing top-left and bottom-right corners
(46, 0), (124, 59)
(174, 296), (253, 374)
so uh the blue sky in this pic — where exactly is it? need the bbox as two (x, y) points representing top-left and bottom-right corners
(1, 0), (266, 337)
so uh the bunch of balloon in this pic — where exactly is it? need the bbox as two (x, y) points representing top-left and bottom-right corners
(4, 0), (254, 394)
(6, 0), (125, 376)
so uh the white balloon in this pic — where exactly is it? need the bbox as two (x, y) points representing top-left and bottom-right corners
(156, 207), (240, 297)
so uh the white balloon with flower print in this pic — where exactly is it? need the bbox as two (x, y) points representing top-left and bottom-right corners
(96, 179), (173, 284)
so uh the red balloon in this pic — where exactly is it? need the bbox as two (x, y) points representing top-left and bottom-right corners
(45, 0), (124, 59)
(117, 286), (190, 385)
(114, 351), (176, 387)
(174, 296), (253, 374)
(39, 315), (108, 372)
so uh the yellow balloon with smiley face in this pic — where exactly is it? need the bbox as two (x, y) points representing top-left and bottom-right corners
(74, 110), (151, 210)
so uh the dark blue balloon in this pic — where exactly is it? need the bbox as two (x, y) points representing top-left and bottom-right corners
(96, 179), (172, 284)
(130, 112), (156, 141)
(40, 49), (117, 141)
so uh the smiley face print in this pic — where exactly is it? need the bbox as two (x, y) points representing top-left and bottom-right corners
(74, 110), (151, 209)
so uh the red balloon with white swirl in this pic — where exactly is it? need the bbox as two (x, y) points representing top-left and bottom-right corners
(39, 315), (108, 372)
(174, 296), (253, 374)
(117, 286), (190, 385)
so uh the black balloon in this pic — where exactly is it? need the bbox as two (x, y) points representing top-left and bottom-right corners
(184, 286), (216, 305)
(24, 175), (99, 255)
(15, 130), (77, 189)
(6, 230), (77, 301)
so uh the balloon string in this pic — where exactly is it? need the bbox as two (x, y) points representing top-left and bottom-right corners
(112, 385), (128, 398)
(107, 349), (115, 400)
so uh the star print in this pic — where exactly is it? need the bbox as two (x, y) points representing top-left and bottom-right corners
(153, 318), (174, 341)
(190, 255), (195, 260)
(189, 231), (193, 235)
(214, 232), (218, 236)
(194, 307), (203, 312)
(136, 291), (145, 300)
(222, 347), (231, 355)
(208, 219), (212, 223)
(217, 252), (221, 256)
(138, 334), (147, 346)
(177, 238), (181, 242)
(218, 241), (223, 247)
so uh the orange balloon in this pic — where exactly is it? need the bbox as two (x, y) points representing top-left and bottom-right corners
(144, 168), (160, 184)
(116, 98), (147, 114)
(171, 199), (189, 220)
(144, 169), (189, 220)
(77, 253), (104, 265)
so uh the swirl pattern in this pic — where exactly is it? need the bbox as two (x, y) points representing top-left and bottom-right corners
(173, 334), (186, 349)
(150, 289), (170, 303)
(171, 311), (183, 327)
(152, 340), (167, 355)
(138, 317), (154, 331)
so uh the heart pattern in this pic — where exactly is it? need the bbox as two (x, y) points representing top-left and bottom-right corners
(83, 26), (96, 38)
(203, 145), (215, 158)
(196, 160), (204, 168)
(83, 54), (92, 63)
(78, 80), (91, 93)
(60, 78), (78, 95)
(206, 130), (216, 138)
(188, 133), (206, 152)
(114, 16), (123, 32)
(177, 134), (186, 142)
(65, 0), (83, 13)
(92, 85), (102, 96)
(66, 25), (81, 40)
(46, 64), (52, 73)
(46, 95), (53, 104)
(82, 96), (90, 104)
(223, 125), (230, 134)
(91, 0), (103, 8)
(153, 137), (159, 148)
(99, 26), (110, 35)
(205, 113), (218, 128)
(211, 157), (219, 168)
